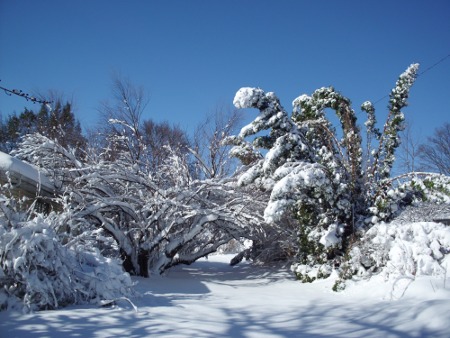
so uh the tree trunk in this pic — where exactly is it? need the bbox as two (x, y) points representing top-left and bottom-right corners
(138, 249), (150, 277)
(120, 248), (136, 275)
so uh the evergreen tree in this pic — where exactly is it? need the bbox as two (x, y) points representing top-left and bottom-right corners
(226, 64), (437, 282)
(0, 101), (86, 154)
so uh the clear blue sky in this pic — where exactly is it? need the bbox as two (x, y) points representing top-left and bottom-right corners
(1, 0), (449, 140)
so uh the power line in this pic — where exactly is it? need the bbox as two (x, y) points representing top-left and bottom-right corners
(0, 80), (53, 105)
(372, 53), (450, 106)
(418, 53), (450, 77)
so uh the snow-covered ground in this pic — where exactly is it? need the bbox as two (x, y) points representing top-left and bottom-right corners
(1, 254), (449, 338)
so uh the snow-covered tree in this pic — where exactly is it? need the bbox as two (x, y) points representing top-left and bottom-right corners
(226, 64), (441, 282)
(96, 75), (191, 172)
(12, 120), (265, 277)
(192, 106), (243, 179)
(0, 99), (86, 154)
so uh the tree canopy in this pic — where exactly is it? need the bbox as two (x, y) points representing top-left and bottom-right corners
(0, 100), (85, 154)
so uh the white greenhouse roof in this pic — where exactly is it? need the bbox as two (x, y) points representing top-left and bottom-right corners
(0, 151), (54, 195)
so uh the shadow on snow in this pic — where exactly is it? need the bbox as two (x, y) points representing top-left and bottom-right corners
(0, 257), (448, 337)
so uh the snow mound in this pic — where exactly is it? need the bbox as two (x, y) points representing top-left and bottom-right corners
(351, 221), (450, 279)
(0, 214), (134, 312)
(233, 87), (265, 109)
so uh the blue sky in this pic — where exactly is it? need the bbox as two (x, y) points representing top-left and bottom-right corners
(1, 0), (449, 141)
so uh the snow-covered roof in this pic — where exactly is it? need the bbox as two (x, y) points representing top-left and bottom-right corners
(0, 151), (54, 195)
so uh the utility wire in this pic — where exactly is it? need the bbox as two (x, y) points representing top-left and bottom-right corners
(372, 53), (450, 106)
(418, 53), (450, 76)
(0, 80), (53, 105)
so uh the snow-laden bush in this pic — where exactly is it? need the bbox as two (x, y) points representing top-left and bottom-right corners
(225, 64), (450, 280)
(366, 173), (450, 226)
(0, 203), (133, 312)
(353, 221), (450, 278)
(329, 202), (450, 290)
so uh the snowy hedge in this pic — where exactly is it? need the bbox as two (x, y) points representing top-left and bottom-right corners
(352, 221), (450, 278)
(0, 201), (134, 312)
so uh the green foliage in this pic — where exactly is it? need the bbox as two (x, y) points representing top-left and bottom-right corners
(0, 101), (86, 154)
(295, 272), (317, 283)
(229, 64), (423, 284)
(297, 223), (326, 266)
(332, 279), (346, 292)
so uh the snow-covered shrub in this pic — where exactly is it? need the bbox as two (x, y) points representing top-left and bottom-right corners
(337, 219), (450, 290)
(359, 221), (450, 277)
(367, 173), (450, 226)
(12, 122), (266, 277)
(226, 64), (431, 280)
(0, 206), (133, 312)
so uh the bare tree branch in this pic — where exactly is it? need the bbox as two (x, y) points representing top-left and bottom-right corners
(418, 122), (450, 175)
(193, 105), (243, 179)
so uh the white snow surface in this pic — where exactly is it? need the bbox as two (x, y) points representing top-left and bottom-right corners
(0, 151), (53, 190)
(1, 254), (449, 338)
(264, 162), (327, 223)
(233, 87), (264, 109)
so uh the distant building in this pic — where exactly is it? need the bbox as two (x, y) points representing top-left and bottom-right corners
(0, 151), (56, 213)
